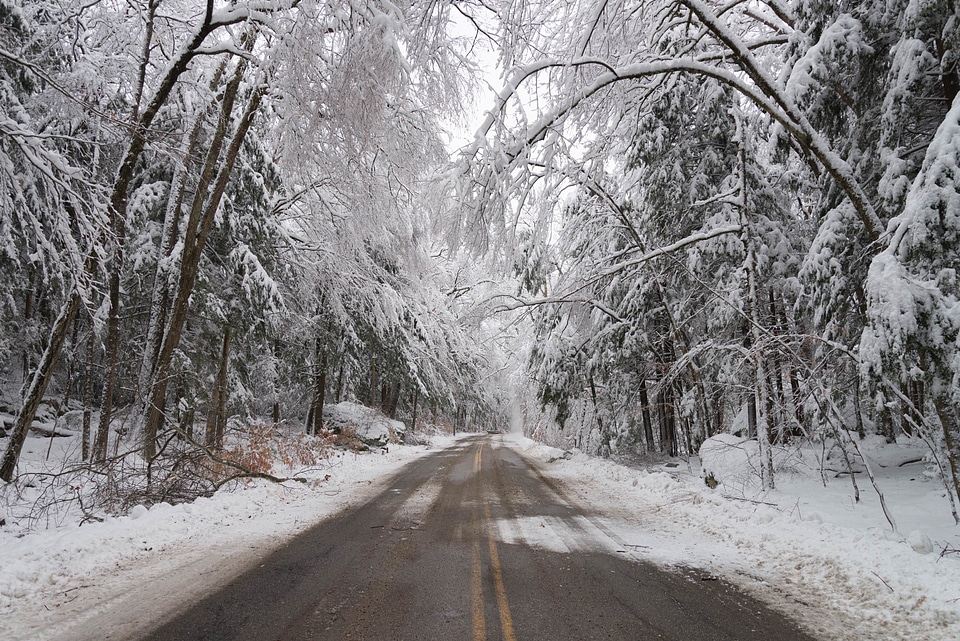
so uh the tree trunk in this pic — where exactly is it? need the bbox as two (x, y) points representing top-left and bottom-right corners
(94, 248), (123, 463)
(142, 55), (265, 460)
(739, 151), (775, 488)
(176, 367), (195, 441)
(368, 356), (378, 407)
(206, 324), (231, 449)
(381, 383), (389, 414)
(765, 370), (780, 444)
(658, 386), (677, 456)
(336, 362), (344, 403)
(638, 377), (654, 450)
(310, 343), (327, 435)
(214, 324), (232, 447)
(81, 327), (96, 461)
(853, 376), (867, 440)
(787, 363), (806, 438)
(272, 339), (281, 426)
(388, 381), (400, 419)
(410, 387), (419, 432)
(653, 278), (714, 442)
(1, 295), (80, 481)
(753, 355), (775, 489)
(21, 268), (35, 382)
(934, 395), (960, 523)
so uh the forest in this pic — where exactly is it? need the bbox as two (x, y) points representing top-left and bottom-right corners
(1, 0), (959, 524)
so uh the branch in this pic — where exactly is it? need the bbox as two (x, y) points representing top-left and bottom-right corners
(598, 224), (743, 277)
(173, 425), (308, 487)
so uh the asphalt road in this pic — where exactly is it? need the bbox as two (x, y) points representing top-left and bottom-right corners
(141, 435), (817, 641)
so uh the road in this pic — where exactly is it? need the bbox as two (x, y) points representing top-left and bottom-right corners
(141, 435), (816, 641)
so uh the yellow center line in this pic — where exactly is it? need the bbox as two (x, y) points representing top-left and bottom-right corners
(471, 538), (487, 641)
(485, 499), (518, 641)
(470, 442), (519, 641)
(472, 444), (487, 641)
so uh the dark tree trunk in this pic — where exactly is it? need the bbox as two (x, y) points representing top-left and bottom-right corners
(142, 61), (265, 460)
(22, 268), (35, 382)
(381, 383), (389, 414)
(368, 356), (378, 407)
(638, 377), (654, 449)
(272, 340), (281, 426)
(310, 346), (327, 435)
(81, 327), (96, 461)
(206, 324), (231, 449)
(765, 370), (781, 444)
(788, 364), (805, 437)
(1, 296), (79, 481)
(658, 386), (677, 457)
(388, 382), (400, 419)
(853, 378), (867, 440)
(934, 396), (960, 515)
(410, 387), (419, 432)
(94, 250), (123, 463)
(336, 362), (344, 403)
(936, 36), (959, 106)
(901, 380), (925, 436)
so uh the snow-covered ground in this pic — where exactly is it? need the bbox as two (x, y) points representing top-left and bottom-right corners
(3, 428), (959, 641)
(0, 432), (461, 641)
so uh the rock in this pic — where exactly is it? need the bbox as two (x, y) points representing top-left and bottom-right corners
(61, 410), (84, 431)
(322, 402), (406, 448)
(907, 530), (935, 554)
(128, 505), (149, 519)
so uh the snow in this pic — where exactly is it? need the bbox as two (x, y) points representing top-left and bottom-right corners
(0, 428), (464, 641)
(323, 401), (406, 447)
(2, 427), (959, 641)
(501, 432), (960, 641)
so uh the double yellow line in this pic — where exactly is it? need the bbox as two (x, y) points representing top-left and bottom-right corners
(471, 444), (518, 641)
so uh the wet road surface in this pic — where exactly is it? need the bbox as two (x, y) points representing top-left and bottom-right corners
(140, 435), (817, 641)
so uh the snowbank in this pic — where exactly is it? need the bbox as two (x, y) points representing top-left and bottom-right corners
(509, 432), (960, 641)
(323, 401), (406, 447)
(0, 439), (445, 641)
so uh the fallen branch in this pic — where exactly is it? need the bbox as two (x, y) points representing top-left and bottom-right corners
(721, 494), (778, 507)
(897, 458), (924, 468)
(871, 571), (895, 593)
(29, 425), (73, 438)
(171, 425), (309, 488)
(938, 545), (959, 562)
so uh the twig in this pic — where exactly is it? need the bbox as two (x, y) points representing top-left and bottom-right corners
(871, 571), (895, 593)
(938, 545), (959, 562)
(169, 426), (308, 488)
(721, 494), (778, 507)
(63, 585), (92, 595)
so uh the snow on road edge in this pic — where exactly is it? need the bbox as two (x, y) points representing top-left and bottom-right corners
(503, 433), (960, 641)
(0, 442), (454, 641)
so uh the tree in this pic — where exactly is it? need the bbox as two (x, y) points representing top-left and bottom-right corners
(861, 93), (960, 522)
(457, 0), (959, 504)
(2, 0), (490, 484)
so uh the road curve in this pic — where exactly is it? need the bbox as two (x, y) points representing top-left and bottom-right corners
(139, 435), (817, 641)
